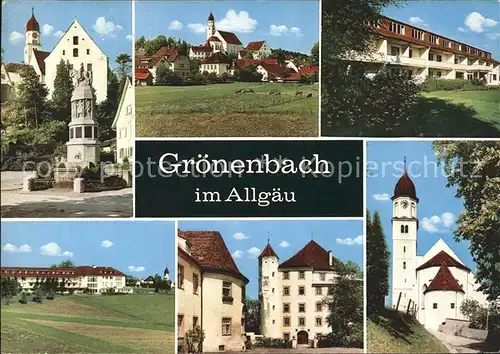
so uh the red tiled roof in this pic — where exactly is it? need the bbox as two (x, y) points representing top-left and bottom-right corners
(259, 243), (279, 259)
(191, 44), (213, 53)
(299, 66), (319, 75)
(154, 47), (182, 62)
(393, 167), (418, 201)
(246, 41), (266, 51)
(424, 263), (465, 293)
(207, 36), (221, 42)
(1, 266), (125, 277)
(202, 52), (231, 64)
(217, 30), (242, 45)
(26, 12), (40, 31)
(234, 59), (279, 69)
(33, 49), (50, 75)
(135, 70), (152, 80)
(178, 231), (249, 283)
(279, 240), (337, 271)
(285, 72), (301, 81)
(259, 63), (288, 77)
(416, 251), (471, 272)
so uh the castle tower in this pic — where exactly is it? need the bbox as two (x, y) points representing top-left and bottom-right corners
(207, 12), (216, 40)
(391, 158), (419, 311)
(24, 7), (41, 65)
(66, 66), (100, 167)
(258, 241), (280, 338)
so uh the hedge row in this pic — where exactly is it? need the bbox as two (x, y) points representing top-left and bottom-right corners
(421, 78), (494, 92)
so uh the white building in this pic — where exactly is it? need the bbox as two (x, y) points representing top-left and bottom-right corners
(241, 41), (272, 59)
(1, 265), (127, 294)
(259, 240), (338, 348)
(111, 77), (133, 164)
(390, 165), (488, 330)
(177, 230), (248, 353)
(205, 12), (244, 56)
(200, 52), (232, 75)
(352, 16), (499, 85)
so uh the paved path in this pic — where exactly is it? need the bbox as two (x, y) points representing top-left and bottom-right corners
(1, 188), (133, 218)
(212, 349), (363, 353)
(429, 329), (490, 353)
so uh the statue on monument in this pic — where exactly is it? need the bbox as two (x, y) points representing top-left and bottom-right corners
(70, 64), (93, 87)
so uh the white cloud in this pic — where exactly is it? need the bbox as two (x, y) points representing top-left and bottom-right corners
(217, 10), (257, 33)
(9, 31), (24, 44)
(40, 242), (72, 257)
(2, 243), (32, 253)
(232, 250), (244, 259)
(126, 34), (133, 41)
(187, 23), (206, 34)
(168, 20), (183, 30)
(336, 235), (364, 246)
(458, 27), (467, 33)
(247, 247), (261, 258)
(101, 240), (114, 248)
(279, 241), (290, 248)
(421, 212), (456, 233)
(373, 193), (390, 201)
(290, 27), (303, 36)
(270, 25), (288, 36)
(93, 17), (124, 37)
(465, 12), (498, 33)
(54, 30), (64, 38)
(42, 24), (54, 36)
(233, 232), (249, 240)
(409, 17), (424, 25)
(128, 265), (145, 272)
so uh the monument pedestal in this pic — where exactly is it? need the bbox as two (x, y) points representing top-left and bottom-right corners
(53, 166), (80, 190)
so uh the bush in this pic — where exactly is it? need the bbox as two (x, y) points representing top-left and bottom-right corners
(80, 165), (101, 180)
(422, 78), (486, 92)
(255, 338), (290, 348)
(103, 175), (127, 188)
(1, 154), (52, 172)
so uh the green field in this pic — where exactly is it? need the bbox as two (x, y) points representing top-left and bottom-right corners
(368, 308), (449, 353)
(1, 293), (175, 353)
(135, 82), (319, 137)
(419, 90), (500, 137)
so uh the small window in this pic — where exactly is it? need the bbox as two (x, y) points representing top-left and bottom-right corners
(87, 63), (92, 71)
(283, 303), (290, 313)
(320, 273), (326, 281)
(316, 287), (322, 295)
(193, 273), (199, 294)
(401, 225), (405, 233)
(433, 303), (438, 309)
(403, 246), (406, 253)
(299, 303), (306, 312)
(405, 225), (409, 233)
(403, 261), (406, 270)
(451, 303), (455, 309)
(62, 50), (65, 55)
(193, 316), (198, 328)
(408, 49), (413, 58)
(272, 272), (275, 277)
(299, 271), (305, 279)
(298, 286), (305, 295)
(222, 318), (231, 336)
(316, 317), (322, 326)
(284, 333), (290, 341)
(178, 265), (184, 289)
(84, 126), (92, 138)
(298, 317), (306, 326)
(73, 48), (79, 57)
(283, 272), (289, 280)
(73, 36), (78, 45)
(283, 286), (290, 296)
(316, 302), (322, 312)
(69, 128), (74, 139)
(75, 127), (82, 138)
(87, 49), (90, 55)
(222, 281), (232, 298)
(283, 317), (290, 326)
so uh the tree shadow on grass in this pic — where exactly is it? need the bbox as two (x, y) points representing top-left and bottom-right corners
(372, 308), (416, 345)
(405, 96), (499, 138)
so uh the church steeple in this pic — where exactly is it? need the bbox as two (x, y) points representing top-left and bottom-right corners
(207, 12), (216, 40)
(25, 7), (41, 66)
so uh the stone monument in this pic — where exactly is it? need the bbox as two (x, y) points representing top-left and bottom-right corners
(66, 66), (101, 167)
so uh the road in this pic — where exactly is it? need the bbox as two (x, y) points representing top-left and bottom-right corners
(429, 329), (493, 353)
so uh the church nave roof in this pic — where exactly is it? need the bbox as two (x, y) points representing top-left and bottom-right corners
(424, 262), (464, 294)
(416, 250), (471, 272)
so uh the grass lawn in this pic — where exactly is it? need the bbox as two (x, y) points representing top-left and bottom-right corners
(1, 293), (175, 353)
(418, 90), (500, 137)
(135, 82), (319, 137)
(368, 308), (449, 353)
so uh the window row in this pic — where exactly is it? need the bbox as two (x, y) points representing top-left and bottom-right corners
(282, 302), (324, 313)
(69, 126), (98, 139)
(283, 317), (324, 327)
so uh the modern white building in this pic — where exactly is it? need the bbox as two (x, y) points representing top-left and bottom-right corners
(177, 230), (248, 353)
(2, 9), (109, 103)
(352, 16), (499, 85)
(111, 77), (133, 164)
(259, 240), (339, 348)
(1, 266), (127, 294)
(390, 165), (488, 330)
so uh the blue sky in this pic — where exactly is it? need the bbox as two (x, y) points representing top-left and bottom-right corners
(367, 141), (477, 300)
(383, 1), (500, 59)
(2, 1), (132, 68)
(178, 220), (363, 298)
(1, 221), (175, 279)
(135, 1), (319, 54)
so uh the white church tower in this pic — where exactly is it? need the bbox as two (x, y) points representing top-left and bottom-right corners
(258, 242), (281, 338)
(207, 12), (216, 40)
(391, 158), (419, 311)
(24, 8), (41, 66)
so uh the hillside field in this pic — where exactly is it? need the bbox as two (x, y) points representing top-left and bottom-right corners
(1, 293), (175, 353)
(135, 82), (319, 137)
(368, 308), (449, 353)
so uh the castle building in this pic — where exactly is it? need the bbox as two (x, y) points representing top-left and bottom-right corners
(177, 230), (248, 353)
(2, 9), (109, 103)
(391, 164), (488, 330)
(0, 266), (127, 294)
(259, 240), (338, 348)
(353, 16), (499, 85)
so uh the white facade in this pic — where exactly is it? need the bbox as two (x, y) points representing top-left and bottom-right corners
(390, 170), (489, 330)
(45, 19), (108, 103)
(112, 77), (133, 163)
(200, 62), (230, 75)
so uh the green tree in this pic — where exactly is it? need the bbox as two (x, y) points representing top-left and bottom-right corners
(245, 298), (261, 333)
(135, 36), (146, 50)
(51, 260), (76, 268)
(311, 41), (319, 66)
(95, 67), (120, 141)
(51, 59), (74, 124)
(115, 53), (132, 81)
(189, 58), (201, 75)
(367, 210), (390, 315)
(433, 141), (500, 300)
(15, 65), (49, 128)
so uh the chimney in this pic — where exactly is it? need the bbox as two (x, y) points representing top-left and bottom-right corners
(328, 250), (333, 267)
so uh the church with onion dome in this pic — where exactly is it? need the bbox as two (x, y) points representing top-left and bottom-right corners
(2, 8), (108, 103)
(390, 162), (488, 330)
